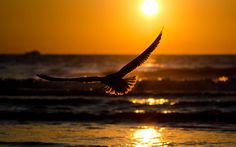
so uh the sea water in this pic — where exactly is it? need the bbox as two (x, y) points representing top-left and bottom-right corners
(0, 55), (236, 146)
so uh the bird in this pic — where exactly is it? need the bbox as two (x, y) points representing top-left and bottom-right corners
(37, 30), (163, 95)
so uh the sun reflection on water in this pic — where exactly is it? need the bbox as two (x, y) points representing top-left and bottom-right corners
(214, 76), (229, 83)
(134, 109), (146, 113)
(130, 98), (176, 106)
(162, 110), (174, 114)
(132, 127), (164, 146)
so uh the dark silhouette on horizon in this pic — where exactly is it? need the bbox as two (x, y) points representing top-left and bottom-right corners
(37, 30), (163, 95)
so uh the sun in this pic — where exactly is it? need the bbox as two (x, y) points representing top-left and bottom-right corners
(141, 0), (159, 16)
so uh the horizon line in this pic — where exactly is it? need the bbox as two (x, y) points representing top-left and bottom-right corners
(1, 53), (236, 56)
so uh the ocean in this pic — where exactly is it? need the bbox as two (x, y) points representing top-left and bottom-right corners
(0, 55), (236, 146)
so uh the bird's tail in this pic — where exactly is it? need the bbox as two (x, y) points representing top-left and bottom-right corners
(104, 76), (137, 95)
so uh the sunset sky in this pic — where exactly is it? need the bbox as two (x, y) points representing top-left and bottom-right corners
(0, 0), (236, 55)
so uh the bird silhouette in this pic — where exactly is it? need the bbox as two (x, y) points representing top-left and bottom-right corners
(37, 30), (163, 95)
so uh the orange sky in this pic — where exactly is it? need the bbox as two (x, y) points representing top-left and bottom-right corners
(0, 0), (236, 55)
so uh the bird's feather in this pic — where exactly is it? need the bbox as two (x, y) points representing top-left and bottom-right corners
(104, 76), (137, 95)
(115, 30), (162, 77)
(37, 74), (103, 82)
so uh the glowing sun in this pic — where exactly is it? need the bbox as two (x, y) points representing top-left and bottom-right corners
(141, 0), (159, 16)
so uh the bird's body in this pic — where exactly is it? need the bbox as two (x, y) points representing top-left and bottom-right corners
(37, 30), (163, 95)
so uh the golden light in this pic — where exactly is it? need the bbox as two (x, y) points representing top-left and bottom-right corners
(162, 110), (174, 114)
(214, 76), (229, 83)
(141, 0), (159, 16)
(134, 109), (146, 113)
(130, 98), (169, 105)
(133, 128), (161, 146)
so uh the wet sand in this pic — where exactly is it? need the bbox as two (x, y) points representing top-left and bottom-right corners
(0, 122), (235, 146)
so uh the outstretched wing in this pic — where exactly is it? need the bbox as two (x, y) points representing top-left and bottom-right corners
(115, 30), (163, 77)
(37, 74), (103, 82)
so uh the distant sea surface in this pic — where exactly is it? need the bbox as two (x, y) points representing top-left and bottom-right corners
(0, 55), (236, 146)
(1, 55), (236, 79)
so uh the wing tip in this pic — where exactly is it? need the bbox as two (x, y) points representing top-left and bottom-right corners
(159, 27), (163, 38)
(161, 26), (164, 32)
(154, 28), (163, 44)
